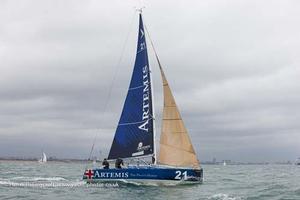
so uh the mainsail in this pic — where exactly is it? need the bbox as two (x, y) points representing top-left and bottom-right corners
(158, 64), (200, 168)
(38, 152), (47, 163)
(108, 14), (154, 160)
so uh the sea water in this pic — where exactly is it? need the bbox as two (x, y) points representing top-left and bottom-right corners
(0, 161), (299, 200)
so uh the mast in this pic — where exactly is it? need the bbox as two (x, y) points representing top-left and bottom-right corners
(140, 11), (157, 165)
(150, 48), (157, 165)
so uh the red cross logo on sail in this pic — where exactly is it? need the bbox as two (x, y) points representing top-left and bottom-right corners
(84, 169), (94, 179)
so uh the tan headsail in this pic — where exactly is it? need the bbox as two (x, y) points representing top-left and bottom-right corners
(158, 64), (200, 169)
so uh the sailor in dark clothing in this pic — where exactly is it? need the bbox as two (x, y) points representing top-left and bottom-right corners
(102, 158), (109, 169)
(115, 158), (124, 169)
(152, 154), (156, 164)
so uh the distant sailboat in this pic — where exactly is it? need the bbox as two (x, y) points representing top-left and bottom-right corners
(296, 158), (300, 165)
(38, 152), (47, 163)
(83, 10), (203, 184)
(223, 161), (226, 166)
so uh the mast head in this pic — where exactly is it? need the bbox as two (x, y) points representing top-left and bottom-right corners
(135, 6), (145, 14)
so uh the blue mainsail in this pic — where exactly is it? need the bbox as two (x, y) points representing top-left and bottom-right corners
(108, 14), (154, 160)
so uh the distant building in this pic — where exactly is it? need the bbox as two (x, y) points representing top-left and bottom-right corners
(223, 160), (232, 164)
(212, 158), (216, 164)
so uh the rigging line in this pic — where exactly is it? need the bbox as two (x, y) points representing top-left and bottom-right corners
(109, 13), (156, 156)
(144, 23), (162, 144)
(87, 10), (137, 162)
(109, 13), (156, 159)
(112, 14), (153, 130)
(110, 11), (150, 129)
(143, 19), (159, 164)
(144, 24), (163, 71)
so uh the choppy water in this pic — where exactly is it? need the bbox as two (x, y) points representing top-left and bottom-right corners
(0, 161), (299, 200)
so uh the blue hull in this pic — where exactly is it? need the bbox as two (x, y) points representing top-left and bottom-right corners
(83, 166), (203, 183)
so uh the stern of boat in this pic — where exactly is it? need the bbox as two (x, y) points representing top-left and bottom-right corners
(187, 168), (203, 182)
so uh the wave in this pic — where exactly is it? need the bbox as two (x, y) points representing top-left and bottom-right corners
(221, 178), (237, 182)
(118, 179), (160, 187)
(208, 193), (242, 200)
(10, 176), (66, 181)
(295, 188), (300, 195)
(33, 177), (67, 181)
(116, 179), (199, 187)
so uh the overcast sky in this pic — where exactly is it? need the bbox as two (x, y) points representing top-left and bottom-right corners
(1, 0), (299, 162)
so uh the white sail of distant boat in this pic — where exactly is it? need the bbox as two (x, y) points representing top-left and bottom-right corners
(38, 152), (47, 163)
(223, 160), (226, 166)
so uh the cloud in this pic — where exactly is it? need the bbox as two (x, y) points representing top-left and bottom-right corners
(0, 0), (299, 162)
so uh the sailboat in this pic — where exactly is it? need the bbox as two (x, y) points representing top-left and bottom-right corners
(38, 152), (47, 163)
(296, 157), (300, 165)
(83, 11), (203, 184)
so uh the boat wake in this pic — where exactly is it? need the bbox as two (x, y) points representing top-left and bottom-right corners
(10, 176), (66, 181)
(116, 179), (199, 187)
(118, 179), (160, 187)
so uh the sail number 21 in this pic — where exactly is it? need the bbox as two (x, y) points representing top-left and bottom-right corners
(174, 171), (187, 180)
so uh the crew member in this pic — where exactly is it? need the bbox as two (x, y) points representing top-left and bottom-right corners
(115, 158), (124, 169)
(102, 158), (109, 169)
(152, 154), (156, 164)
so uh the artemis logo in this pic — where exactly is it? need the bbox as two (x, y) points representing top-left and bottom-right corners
(138, 65), (150, 132)
(137, 142), (150, 151)
(138, 142), (143, 149)
(93, 171), (129, 179)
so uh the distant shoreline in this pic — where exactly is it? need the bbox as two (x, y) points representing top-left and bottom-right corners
(0, 158), (294, 165)
(0, 157), (89, 163)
